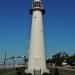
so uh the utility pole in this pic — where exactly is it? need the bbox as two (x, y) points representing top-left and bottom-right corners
(4, 51), (6, 69)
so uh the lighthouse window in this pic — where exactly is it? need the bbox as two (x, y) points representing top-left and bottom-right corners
(36, 2), (41, 7)
(34, 16), (36, 19)
(33, 1), (43, 8)
(33, 2), (36, 7)
(33, 2), (35, 7)
(41, 30), (43, 32)
(36, 2), (39, 7)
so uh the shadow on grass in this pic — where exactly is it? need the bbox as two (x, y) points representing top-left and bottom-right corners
(15, 67), (61, 75)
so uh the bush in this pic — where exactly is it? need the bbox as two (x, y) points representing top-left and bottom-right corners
(16, 67), (25, 75)
(42, 72), (49, 75)
(54, 68), (59, 75)
(26, 73), (32, 75)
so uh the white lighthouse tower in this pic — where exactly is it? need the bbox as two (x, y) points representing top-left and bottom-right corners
(26, 0), (48, 74)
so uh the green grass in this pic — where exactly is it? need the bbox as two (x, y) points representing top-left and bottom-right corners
(0, 69), (16, 75)
(0, 68), (75, 75)
(59, 71), (75, 75)
(0, 67), (25, 75)
(1, 71), (16, 75)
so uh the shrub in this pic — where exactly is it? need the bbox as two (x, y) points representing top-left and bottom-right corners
(42, 72), (49, 75)
(26, 73), (32, 75)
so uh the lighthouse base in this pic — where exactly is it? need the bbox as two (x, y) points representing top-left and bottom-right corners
(25, 68), (48, 75)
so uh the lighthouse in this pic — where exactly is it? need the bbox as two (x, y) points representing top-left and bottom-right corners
(26, 0), (48, 74)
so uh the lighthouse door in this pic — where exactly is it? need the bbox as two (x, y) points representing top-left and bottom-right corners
(34, 69), (41, 75)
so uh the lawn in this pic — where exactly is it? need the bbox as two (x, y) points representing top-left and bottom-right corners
(0, 69), (16, 75)
(59, 70), (75, 75)
(60, 72), (75, 75)
(0, 68), (75, 75)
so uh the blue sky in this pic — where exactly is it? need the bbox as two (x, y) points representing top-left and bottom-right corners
(0, 0), (75, 63)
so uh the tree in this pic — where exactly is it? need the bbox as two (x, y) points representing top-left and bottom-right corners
(46, 59), (52, 64)
(67, 54), (75, 65)
(52, 52), (69, 66)
(52, 52), (62, 66)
